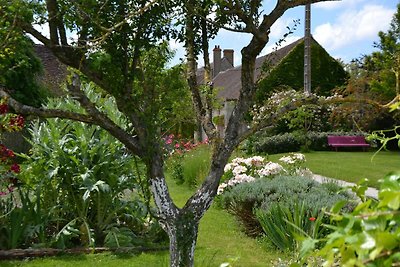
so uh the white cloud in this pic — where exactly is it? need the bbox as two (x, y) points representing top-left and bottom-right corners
(314, 4), (395, 51)
(314, 0), (366, 10)
(270, 17), (300, 39)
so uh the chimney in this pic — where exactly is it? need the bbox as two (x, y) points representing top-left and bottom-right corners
(213, 45), (221, 78)
(223, 49), (234, 67)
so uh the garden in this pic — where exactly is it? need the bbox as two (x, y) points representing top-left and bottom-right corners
(1, 1), (400, 267)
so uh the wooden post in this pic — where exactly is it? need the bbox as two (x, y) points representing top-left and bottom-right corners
(304, 2), (312, 95)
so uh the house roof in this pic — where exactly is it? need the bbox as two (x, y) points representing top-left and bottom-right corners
(198, 38), (304, 101)
(34, 45), (67, 96)
(196, 56), (234, 85)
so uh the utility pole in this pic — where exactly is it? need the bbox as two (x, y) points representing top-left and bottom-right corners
(304, 2), (312, 95)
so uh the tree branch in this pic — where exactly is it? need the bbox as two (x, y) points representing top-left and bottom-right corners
(21, 23), (52, 46)
(0, 87), (94, 124)
(89, 0), (159, 45)
(65, 74), (144, 157)
(185, 0), (217, 140)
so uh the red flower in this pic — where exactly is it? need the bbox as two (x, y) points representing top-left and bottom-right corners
(10, 163), (20, 173)
(0, 104), (8, 114)
(7, 149), (14, 158)
(309, 217), (316, 222)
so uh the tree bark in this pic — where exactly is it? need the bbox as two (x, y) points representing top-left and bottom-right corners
(166, 210), (199, 267)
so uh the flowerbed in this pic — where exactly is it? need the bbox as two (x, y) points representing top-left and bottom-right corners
(217, 153), (355, 251)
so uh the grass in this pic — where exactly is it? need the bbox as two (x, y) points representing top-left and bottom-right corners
(5, 148), (396, 266)
(1, 145), (285, 267)
(269, 151), (400, 188)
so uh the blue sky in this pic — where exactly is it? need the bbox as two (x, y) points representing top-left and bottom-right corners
(170, 0), (398, 66)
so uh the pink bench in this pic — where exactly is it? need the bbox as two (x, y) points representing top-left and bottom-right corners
(327, 136), (370, 152)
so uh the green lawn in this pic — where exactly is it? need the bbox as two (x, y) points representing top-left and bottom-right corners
(269, 151), (400, 188)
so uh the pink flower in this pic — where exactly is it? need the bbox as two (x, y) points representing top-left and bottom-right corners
(175, 143), (180, 148)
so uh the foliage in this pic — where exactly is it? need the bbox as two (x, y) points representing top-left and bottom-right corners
(329, 74), (393, 132)
(368, 126), (400, 154)
(2, 86), (166, 249)
(0, 0), (347, 265)
(369, 3), (400, 97)
(218, 175), (355, 242)
(256, 40), (348, 103)
(159, 65), (197, 137)
(0, 97), (24, 195)
(256, 201), (324, 251)
(166, 143), (211, 188)
(0, 1), (48, 106)
(0, 99), (26, 249)
(243, 131), (371, 154)
(298, 172), (400, 267)
(243, 132), (302, 154)
(170, 153), (185, 185)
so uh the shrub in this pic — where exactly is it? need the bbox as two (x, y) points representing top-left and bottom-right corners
(218, 176), (355, 249)
(243, 131), (371, 154)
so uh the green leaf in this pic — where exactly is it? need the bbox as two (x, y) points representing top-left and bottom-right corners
(331, 200), (347, 214)
(374, 232), (398, 251)
(378, 191), (400, 210)
(360, 233), (376, 250)
(299, 237), (318, 259)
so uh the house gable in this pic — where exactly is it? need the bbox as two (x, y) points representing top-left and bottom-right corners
(256, 38), (349, 103)
(201, 37), (348, 103)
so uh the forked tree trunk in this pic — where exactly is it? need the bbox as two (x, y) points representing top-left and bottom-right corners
(166, 211), (200, 267)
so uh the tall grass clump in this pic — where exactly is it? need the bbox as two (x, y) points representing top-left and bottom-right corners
(166, 144), (211, 188)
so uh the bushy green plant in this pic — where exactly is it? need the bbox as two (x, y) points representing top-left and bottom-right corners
(2, 84), (167, 249)
(298, 172), (400, 267)
(218, 176), (355, 249)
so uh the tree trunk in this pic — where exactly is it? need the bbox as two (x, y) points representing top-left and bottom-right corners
(395, 70), (399, 97)
(166, 210), (199, 267)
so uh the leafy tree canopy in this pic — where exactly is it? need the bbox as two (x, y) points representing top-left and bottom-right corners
(0, 1), (47, 106)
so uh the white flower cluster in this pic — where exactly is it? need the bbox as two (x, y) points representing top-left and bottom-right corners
(251, 90), (307, 124)
(279, 153), (306, 165)
(257, 162), (284, 176)
(278, 153), (311, 177)
(217, 174), (255, 195)
(218, 156), (284, 195)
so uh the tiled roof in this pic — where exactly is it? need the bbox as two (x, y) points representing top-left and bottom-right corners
(196, 56), (234, 85)
(213, 38), (304, 100)
(33, 45), (67, 96)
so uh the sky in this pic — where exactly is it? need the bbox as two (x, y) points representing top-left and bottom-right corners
(169, 0), (398, 67)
